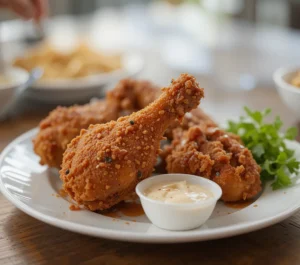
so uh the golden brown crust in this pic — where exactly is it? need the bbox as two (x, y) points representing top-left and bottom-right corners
(165, 108), (218, 140)
(166, 126), (261, 202)
(33, 78), (160, 168)
(106, 79), (161, 115)
(60, 74), (204, 211)
(33, 100), (118, 168)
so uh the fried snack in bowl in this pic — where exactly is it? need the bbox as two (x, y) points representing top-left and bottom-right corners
(13, 42), (122, 81)
(290, 71), (300, 88)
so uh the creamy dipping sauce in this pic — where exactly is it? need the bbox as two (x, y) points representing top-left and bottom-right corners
(144, 181), (214, 203)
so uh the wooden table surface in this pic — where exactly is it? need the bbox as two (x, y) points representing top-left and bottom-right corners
(1, 79), (300, 265)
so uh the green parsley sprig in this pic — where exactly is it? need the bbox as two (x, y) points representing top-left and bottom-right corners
(227, 107), (300, 189)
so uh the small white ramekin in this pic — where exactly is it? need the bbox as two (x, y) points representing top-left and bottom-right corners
(136, 174), (222, 231)
(273, 66), (300, 119)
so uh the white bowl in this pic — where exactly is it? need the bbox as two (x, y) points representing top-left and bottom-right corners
(0, 67), (29, 117)
(24, 52), (144, 104)
(136, 174), (222, 231)
(273, 66), (300, 118)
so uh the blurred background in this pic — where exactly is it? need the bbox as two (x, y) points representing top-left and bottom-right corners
(1, 0), (300, 27)
(0, 0), (300, 134)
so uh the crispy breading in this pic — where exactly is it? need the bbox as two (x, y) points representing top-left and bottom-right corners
(33, 79), (159, 168)
(60, 74), (204, 211)
(166, 126), (261, 202)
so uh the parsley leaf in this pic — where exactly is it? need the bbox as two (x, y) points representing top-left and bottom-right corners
(227, 107), (300, 189)
(285, 127), (298, 140)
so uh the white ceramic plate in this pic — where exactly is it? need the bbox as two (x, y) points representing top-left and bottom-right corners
(1, 128), (300, 243)
(25, 52), (144, 103)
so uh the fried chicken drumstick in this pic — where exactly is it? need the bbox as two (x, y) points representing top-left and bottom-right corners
(106, 79), (160, 116)
(166, 126), (261, 202)
(33, 100), (118, 168)
(60, 74), (204, 211)
(33, 79), (159, 168)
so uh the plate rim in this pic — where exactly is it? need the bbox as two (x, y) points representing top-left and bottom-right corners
(0, 128), (300, 243)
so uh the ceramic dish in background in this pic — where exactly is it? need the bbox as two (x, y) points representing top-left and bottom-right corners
(1, 128), (300, 243)
(0, 67), (30, 118)
(136, 174), (222, 231)
(24, 52), (144, 104)
(0, 67), (43, 119)
(273, 66), (300, 119)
